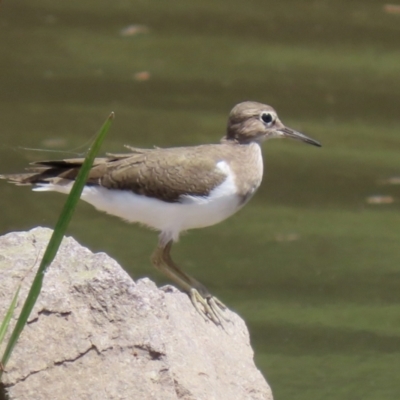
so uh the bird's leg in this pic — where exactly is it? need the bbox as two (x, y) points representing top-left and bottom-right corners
(161, 242), (228, 323)
(150, 240), (227, 324)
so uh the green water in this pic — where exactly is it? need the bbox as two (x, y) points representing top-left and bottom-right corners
(1, 1), (400, 398)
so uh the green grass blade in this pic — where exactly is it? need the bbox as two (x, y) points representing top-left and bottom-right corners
(0, 286), (20, 347)
(0, 112), (114, 377)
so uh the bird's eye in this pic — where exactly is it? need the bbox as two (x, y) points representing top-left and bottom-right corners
(261, 112), (274, 125)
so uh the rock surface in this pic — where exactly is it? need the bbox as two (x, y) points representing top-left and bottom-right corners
(0, 227), (273, 400)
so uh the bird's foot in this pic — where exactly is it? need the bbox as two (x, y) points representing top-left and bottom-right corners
(189, 288), (228, 324)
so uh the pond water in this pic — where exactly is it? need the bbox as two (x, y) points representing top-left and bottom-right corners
(1, 1), (400, 399)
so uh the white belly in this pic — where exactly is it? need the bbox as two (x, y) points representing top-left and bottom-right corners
(83, 185), (240, 240)
(33, 161), (244, 243)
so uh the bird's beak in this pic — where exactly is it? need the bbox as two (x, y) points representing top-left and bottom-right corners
(278, 127), (321, 147)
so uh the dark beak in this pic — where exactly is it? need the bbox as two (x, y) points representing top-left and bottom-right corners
(279, 127), (321, 147)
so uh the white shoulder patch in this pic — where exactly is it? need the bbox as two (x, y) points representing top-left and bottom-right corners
(210, 161), (237, 199)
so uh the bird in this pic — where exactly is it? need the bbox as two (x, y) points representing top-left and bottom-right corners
(0, 101), (321, 323)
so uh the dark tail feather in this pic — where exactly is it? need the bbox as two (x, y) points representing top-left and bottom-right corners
(0, 165), (81, 186)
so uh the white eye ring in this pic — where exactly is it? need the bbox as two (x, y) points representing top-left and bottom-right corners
(260, 112), (275, 126)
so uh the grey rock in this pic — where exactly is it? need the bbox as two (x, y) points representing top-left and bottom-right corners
(0, 227), (273, 400)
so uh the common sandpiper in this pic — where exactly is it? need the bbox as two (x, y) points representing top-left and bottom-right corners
(0, 101), (321, 323)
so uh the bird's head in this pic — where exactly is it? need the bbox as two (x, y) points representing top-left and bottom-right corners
(225, 101), (321, 147)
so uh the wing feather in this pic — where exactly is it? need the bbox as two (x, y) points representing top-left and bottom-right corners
(0, 145), (228, 203)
